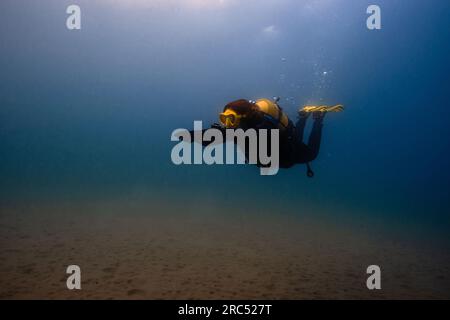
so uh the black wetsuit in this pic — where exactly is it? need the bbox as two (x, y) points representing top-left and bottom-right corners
(292, 113), (324, 167)
(196, 112), (324, 170)
(251, 112), (323, 169)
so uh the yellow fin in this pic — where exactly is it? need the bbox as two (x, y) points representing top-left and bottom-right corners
(301, 105), (344, 113)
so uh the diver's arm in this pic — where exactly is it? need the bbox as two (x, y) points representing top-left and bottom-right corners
(211, 123), (225, 131)
(189, 123), (226, 147)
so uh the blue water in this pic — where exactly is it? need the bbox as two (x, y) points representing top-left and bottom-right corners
(1, 1), (449, 236)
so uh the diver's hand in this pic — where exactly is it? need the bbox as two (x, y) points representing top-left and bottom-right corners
(211, 123), (224, 130)
(187, 124), (225, 147)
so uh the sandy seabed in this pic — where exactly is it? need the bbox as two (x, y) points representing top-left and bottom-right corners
(0, 197), (449, 300)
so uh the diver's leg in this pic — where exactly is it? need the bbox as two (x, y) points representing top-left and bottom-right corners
(305, 111), (325, 161)
(294, 111), (309, 143)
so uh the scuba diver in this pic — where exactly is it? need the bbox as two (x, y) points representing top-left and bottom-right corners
(191, 98), (343, 177)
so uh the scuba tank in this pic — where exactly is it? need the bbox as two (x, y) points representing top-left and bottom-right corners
(254, 98), (290, 129)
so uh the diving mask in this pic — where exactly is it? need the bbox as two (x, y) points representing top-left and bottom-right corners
(219, 109), (244, 128)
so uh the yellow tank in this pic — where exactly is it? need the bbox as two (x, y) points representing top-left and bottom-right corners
(255, 98), (289, 128)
